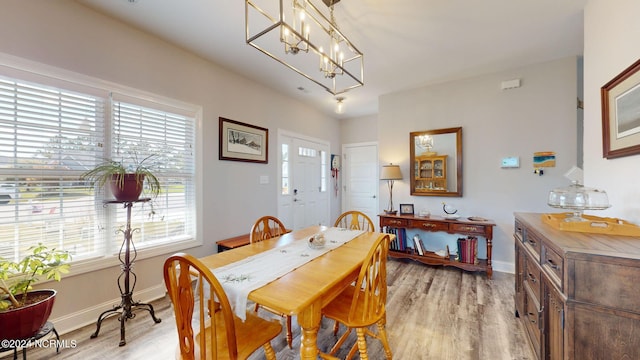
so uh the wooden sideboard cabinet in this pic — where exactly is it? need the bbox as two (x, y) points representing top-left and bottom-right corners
(379, 213), (495, 277)
(514, 212), (640, 360)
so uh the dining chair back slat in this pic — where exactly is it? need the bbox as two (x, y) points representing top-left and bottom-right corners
(334, 211), (375, 232)
(250, 216), (288, 243)
(163, 253), (281, 360)
(321, 234), (393, 359)
(248, 215), (294, 348)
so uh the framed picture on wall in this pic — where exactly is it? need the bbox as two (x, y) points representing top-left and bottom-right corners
(399, 204), (414, 215)
(601, 58), (640, 159)
(219, 117), (268, 163)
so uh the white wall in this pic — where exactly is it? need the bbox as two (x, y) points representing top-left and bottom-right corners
(583, 0), (640, 222)
(0, 0), (340, 333)
(377, 57), (579, 273)
(340, 114), (378, 144)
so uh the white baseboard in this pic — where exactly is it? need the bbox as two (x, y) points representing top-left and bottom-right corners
(49, 284), (167, 335)
(492, 260), (515, 274)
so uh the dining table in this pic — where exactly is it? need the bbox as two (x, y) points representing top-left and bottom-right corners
(199, 225), (389, 360)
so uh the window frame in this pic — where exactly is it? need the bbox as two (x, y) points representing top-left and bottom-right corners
(0, 54), (203, 277)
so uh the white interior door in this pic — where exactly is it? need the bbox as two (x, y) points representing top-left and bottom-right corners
(278, 131), (330, 230)
(342, 142), (379, 228)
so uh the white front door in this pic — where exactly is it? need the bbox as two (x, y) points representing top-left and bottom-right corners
(278, 131), (330, 230)
(342, 142), (379, 228)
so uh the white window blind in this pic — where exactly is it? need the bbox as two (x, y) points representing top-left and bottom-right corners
(0, 73), (197, 264)
(107, 95), (196, 252)
(0, 75), (105, 261)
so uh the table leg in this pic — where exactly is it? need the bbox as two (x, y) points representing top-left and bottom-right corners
(487, 237), (493, 279)
(297, 299), (322, 360)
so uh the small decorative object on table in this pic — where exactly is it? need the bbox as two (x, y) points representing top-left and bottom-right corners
(400, 204), (414, 215)
(442, 202), (458, 215)
(308, 231), (326, 249)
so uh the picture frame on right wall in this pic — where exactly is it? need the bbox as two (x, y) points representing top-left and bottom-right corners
(601, 58), (640, 159)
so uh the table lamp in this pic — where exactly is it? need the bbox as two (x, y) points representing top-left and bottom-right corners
(380, 164), (403, 214)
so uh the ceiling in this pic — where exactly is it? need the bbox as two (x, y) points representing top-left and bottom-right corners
(76, 0), (587, 119)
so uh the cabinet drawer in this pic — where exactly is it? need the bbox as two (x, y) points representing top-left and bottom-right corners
(542, 245), (564, 289)
(523, 228), (542, 261)
(514, 219), (525, 242)
(450, 223), (486, 236)
(410, 220), (449, 232)
(380, 217), (408, 227)
(524, 256), (541, 302)
(573, 257), (640, 314)
(523, 288), (542, 359)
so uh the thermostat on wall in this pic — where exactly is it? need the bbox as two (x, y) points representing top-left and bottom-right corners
(501, 157), (520, 168)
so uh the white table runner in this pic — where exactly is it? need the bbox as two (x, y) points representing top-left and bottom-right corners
(211, 227), (364, 320)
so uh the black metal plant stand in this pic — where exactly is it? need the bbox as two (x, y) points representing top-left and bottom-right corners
(90, 198), (161, 346)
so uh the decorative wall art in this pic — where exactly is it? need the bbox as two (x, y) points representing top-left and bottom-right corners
(219, 117), (268, 163)
(533, 151), (555, 176)
(601, 58), (640, 159)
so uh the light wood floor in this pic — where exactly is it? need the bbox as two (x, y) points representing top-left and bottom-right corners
(1, 260), (535, 360)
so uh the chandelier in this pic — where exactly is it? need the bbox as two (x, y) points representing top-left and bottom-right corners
(416, 135), (434, 152)
(245, 0), (364, 95)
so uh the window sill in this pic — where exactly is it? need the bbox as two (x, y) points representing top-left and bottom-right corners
(53, 238), (202, 281)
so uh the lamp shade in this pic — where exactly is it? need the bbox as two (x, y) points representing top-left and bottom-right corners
(380, 164), (402, 180)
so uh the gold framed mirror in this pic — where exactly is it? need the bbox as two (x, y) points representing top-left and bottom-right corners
(410, 127), (462, 197)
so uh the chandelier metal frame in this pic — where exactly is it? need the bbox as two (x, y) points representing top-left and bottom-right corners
(245, 0), (364, 95)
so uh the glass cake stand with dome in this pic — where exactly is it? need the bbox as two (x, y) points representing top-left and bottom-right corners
(547, 181), (611, 222)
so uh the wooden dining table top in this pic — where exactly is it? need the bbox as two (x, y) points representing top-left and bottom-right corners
(198, 225), (389, 359)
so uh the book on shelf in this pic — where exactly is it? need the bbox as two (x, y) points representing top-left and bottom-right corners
(413, 236), (424, 256)
(457, 236), (478, 264)
(385, 227), (407, 252)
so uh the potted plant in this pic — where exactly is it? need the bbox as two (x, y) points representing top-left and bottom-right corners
(80, 154), (161, 201)
(0, 243), (71, 340)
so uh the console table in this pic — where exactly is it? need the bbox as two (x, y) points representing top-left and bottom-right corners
(90, 199), (161, 346)
(379, 213), (496, 277)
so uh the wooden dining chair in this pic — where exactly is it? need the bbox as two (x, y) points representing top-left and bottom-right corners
(250, 216), (289, 243)
(334, 211), (375, 232)
(163, 253), (282, 360)
(249, 215), (293, 348)
(321, 234), (393, 360)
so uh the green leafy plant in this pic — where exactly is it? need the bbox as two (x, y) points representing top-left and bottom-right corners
(80, 154), (161, 199)
(0, 243), (72, 311)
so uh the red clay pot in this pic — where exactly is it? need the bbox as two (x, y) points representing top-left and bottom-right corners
(109, 173), (144, 201)
(0, 289), (56, 340)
